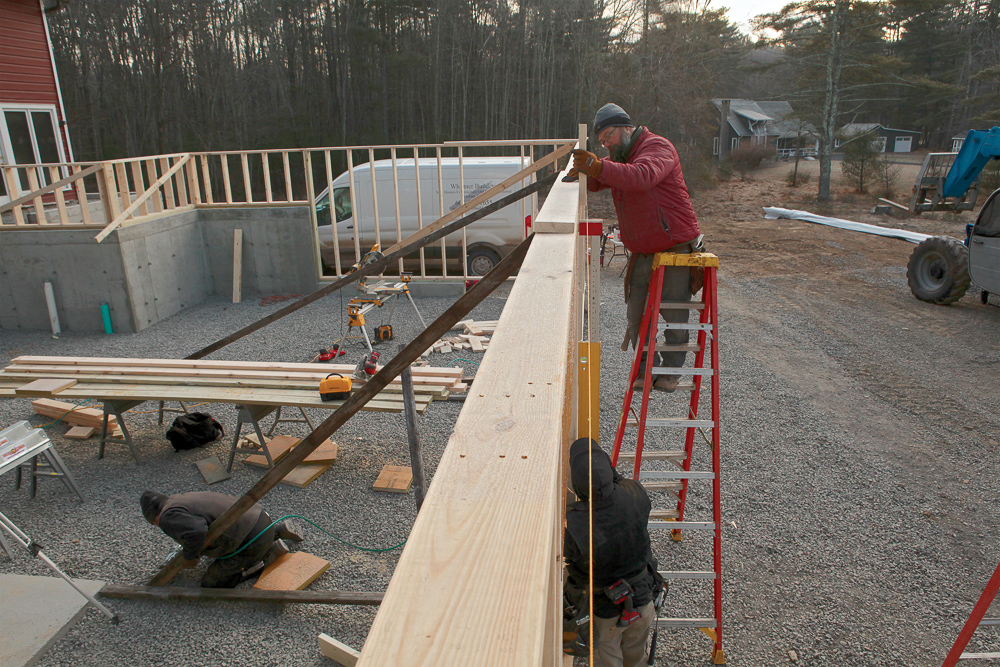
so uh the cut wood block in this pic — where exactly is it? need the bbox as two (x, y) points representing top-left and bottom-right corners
(244, 435), (299, 467)
(439, 344), (452, 354)
(64, 426), (95, 439)
(470, 337), (484, 352)
(295, 437), (338, 463)
(196, 455), (232, 484)
(279, 462), (332, 488)
(15, 378), (78, 396)
(373, 465), (412, 493)
(318, 634), (360, 666)
(254, 551), (330, 591)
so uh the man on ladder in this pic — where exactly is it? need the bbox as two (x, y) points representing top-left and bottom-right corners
(570, 103), (704, 391)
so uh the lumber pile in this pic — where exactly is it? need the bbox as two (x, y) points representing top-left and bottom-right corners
(416, 319), (495, 359)
(0, 356), (467, 414)
(457, 319), (498, 336)
(31, 398), (122, 438)
(241, 433), (338, 488)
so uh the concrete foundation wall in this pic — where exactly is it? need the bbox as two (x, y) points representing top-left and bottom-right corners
(1, 207), (319, 333)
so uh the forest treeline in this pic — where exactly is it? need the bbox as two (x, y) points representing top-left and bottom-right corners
(48, 0), (999, 180)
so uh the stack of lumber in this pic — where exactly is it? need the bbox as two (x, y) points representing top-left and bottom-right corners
(425, 334), (490, 355)
(30, 397), (122, 438)
(457, 319), (498, 336)
(0, 356), (467, 413)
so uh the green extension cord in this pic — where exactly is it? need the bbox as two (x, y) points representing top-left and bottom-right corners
(216, 514), (406, 559)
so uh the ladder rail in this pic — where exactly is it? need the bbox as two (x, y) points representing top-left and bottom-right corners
(632, 268), (667, 480)
(942, 560), (1000, 667)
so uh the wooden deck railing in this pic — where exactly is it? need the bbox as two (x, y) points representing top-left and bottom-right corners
(1, 139), (574, 280)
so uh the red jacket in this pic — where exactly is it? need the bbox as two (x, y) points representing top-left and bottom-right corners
(587, 128), (700, 254)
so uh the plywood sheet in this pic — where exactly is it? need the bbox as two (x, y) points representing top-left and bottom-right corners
(373, 465), (412, 493)
(196, 455), (231, 484)
(253, 551), (329, 591)
(297, 437), (338, 463)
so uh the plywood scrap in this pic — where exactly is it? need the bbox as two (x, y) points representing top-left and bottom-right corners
(196, 455), (231, 484)
(243, 435), (299, 467)
(373, 465), (412, 493)
(297, 438), (338, 463)
(254, 551), (330, 591)
(279, 462), (331, 489)
(65, 426), (95, 440)
(318, 634), (360, 666)
(15, 378), (77, 397)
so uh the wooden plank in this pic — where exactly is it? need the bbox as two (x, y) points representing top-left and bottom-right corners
(244, 435), (299, 466)
(278, 462), (331, 488)
(196, 455), (232, 484)
(373, 465), (412, 493)
(356, 233), (576, 665)
(14, 378), (77, 396)
(64, 426), (95, 439)
(232, 229), (243, 303)
(254, 551), (330, 591)
(298, 438), (338, 463)
(50, 166), (69, 223)
(99, 584), (382, 606)
(32, 398), (120, 434)
(319, 634), (361, 666)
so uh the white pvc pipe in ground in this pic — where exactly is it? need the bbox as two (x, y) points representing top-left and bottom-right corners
(43, 280), (61, 335)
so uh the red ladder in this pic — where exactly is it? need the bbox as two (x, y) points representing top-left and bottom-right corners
(611, 251), (724, 665)
(942, 561), (1000, 665)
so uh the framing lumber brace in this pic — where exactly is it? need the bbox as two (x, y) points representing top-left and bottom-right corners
(148, 234), (535, 586)
(99, 584), (382, 606)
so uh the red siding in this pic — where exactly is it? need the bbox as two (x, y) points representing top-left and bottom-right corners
(0, 0), (59, 104)
(0, 0), (73, 163)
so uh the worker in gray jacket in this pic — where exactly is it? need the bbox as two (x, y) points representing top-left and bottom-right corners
(140, 490), (302, 588)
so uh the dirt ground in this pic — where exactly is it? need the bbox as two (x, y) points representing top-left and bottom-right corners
(588, 158), (1000, 665)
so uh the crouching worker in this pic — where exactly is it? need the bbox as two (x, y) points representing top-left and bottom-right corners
(140, 490), (303, 588)
(564, 438), (663, 667)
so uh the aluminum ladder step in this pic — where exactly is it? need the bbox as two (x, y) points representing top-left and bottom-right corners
(649, 509), (680, 520)
(656, 322), (714, 333)
(632, 380), (695, 392)
(626, 418), (715, 428)
(660, 570), (718, 580)
(649, 521), (716, 530)
(659, 301), (705, 310)
(641, 481), (684, 493)
(959, 653), (1000, 659)
(617, 450), (686, 462)
(655, 618), (717, 629)
(644, 367), (714, 376)
(654, 343), (700, 352)
(641, 470), (715, 481)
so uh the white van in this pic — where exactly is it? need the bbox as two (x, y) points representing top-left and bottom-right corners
(315, 156), (535, 275)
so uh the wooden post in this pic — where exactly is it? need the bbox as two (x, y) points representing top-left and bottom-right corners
(399, 346), (427, 511)
(232, 229), (243, 303)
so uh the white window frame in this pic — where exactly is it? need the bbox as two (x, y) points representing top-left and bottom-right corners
(731, 137), (739, 151)
(0, 103), (68, 202)
(712, 137), (720, 156)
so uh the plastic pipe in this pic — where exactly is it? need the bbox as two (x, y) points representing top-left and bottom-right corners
(43, 281), (61, 335)
(101, 304), (113, 334)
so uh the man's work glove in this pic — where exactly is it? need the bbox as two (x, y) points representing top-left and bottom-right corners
(572, 149), (603, 178)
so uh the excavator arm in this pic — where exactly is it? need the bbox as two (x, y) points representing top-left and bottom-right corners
(943, 127), (1000, 198)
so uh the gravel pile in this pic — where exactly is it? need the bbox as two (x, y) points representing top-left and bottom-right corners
(2, 248), (999, 666)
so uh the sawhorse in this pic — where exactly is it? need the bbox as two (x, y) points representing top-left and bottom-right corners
(98, 400), (142, 463)
(1, 421), (84, 503)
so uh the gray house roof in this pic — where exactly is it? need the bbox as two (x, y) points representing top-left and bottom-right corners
(710, 99), (817, 140)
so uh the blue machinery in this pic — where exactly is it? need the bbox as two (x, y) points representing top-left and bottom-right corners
(910, 126), (1000, 213)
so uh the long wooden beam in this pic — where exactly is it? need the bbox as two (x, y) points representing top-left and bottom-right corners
(184, 170), (559, 361)
(99, 584), (382, 605)
(147, 234), (535, 586)
(356, 170), (580, 666)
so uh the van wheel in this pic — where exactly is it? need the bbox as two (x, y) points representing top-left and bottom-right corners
(468, 248), (500, 276)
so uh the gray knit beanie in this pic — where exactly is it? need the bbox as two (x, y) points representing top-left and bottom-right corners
(593, 103), (634, 135)
(140, 490), (168, 523)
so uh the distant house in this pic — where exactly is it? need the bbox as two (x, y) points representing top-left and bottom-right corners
(710, 99), (819, 159)
(836, 123), (921, 153)
(0, 0), (73, 205)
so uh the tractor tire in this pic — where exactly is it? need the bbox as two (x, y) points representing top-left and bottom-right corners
(906, 236), (971, 304)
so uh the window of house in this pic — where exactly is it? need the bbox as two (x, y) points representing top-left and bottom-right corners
(713, 137), (720, 156)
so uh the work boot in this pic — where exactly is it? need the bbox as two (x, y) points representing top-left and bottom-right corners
(262, 539), (290, 569)
(653, 375), (680, 393)
(277, 519), (304, 543)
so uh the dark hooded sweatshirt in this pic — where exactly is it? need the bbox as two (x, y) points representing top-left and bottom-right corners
(564, 438), (657, 618)
(157, 491), (263, 560)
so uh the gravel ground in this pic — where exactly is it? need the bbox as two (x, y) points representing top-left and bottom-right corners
(2, 176), (999, 666)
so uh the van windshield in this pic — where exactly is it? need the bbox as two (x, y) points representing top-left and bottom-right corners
(316, 187), (353, 225)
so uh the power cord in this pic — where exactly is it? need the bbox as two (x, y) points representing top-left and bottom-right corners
(216, 514), (406, 559)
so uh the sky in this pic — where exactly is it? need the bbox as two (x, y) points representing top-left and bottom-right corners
(718, 0), (792, 34)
